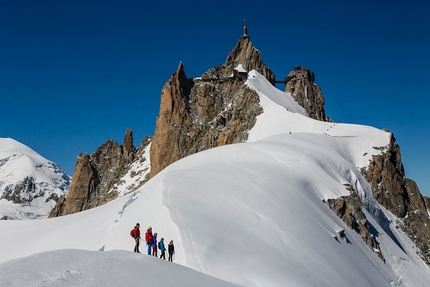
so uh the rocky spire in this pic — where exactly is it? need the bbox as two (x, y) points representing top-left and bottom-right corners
(49, 153), (99, 217)
(284, 66), (329, 122)
(225, 37), (276, 85)
(123, 127), (135, 160)
(149, 62), (194, 178)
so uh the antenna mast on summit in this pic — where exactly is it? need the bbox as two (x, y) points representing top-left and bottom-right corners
(243, 19), (248, 38)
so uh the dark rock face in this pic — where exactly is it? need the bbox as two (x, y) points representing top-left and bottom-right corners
(325, 185), (384, 261)
(361, 133), (430, 264)
(150, 38), (268, 178)
(49, 128), (143, 217)
(284, 66), (328, 121)
(3, 177), (37, 204)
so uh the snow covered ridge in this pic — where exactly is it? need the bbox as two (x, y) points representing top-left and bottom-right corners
(0, 138), (71, 220)
(246, 70), (391, 169)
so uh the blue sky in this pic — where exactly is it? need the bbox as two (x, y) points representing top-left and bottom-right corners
(1, 0), (429, 195)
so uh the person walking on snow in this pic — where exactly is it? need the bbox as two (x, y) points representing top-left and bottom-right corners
(145, 227), (153, 255)
(152, 232), (158, 257)
(159, 238), (166, 260)
(168, 240), (175, 262)
(132, 223), (141, 253)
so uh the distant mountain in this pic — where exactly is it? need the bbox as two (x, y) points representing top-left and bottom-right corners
(0, 138), (71, 219)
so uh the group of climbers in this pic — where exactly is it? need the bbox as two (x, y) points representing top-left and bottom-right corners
(131, 223), (175, 262)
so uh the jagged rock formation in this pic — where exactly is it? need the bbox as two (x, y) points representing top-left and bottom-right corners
(325, 185), (384, 261)
(284, 66), (329, 121)
(225, 36), (276, 85)
(361, 133), (430, 264)
(150, 37), (271, 178)
(49, 128), (149, 217)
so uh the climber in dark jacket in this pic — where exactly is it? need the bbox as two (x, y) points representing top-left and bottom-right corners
(168, 240), (175, 262)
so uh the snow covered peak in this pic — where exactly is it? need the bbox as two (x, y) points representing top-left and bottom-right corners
(0, 138), (44, 162)
(0, 138), (71, 219)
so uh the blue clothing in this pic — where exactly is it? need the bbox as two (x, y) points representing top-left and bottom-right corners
(147, 242), (152, 255)
(159, 240), (165, 251)
(153, 235), (157, 246)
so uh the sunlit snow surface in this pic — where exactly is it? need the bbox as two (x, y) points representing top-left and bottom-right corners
(1, 71), (430, 286)
(0, 249), (239, 287)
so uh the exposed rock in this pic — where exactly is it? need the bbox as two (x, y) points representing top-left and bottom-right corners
(361, 132), (430, 264)
(49, 128), (139, 217)
(325, 185), (384, 261)
(362, 133), (415, 217)
(105, 136), (152, 197)
(49, 153), (99, 217)
(3, 177), (36, 204)
(48, 193), (67, 218)
(226, 37), (275, 85)
(150, 38), (268, 178)
(123, 127), (135, 160)
(284, 66), (329, 121)
(424, 196), (430, 212)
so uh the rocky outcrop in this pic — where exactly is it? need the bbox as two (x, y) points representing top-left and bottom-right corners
(3, 177), (36, 204)
(325, 185), (384, 261)
(49, 153), (99, 217)
(150, 38), (268, 178)
(49, 128), (140, 217)
(361, 132), (430, 264)
(149, 62), (194, 177)
(284, 66), (328, 121)
(226, 37), (275, 85)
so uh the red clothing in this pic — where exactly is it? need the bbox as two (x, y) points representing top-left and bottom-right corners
(145, 231), (153, 243)
(133, 226), (140, 238)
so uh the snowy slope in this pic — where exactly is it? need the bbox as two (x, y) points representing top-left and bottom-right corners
(0, 250), (239, 287)
(0, 138), (71, 219)
(1, 135), (430, 285)
(1, 71), (429, 286)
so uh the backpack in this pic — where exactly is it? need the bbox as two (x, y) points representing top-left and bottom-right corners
(158, 241), (162, 249)
(130, 229), (136, 238)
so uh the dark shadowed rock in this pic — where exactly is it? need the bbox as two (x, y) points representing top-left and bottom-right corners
(361, 132), (430, 264)
(325, 185), (384, 261)
(284, 66), (328, 121)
